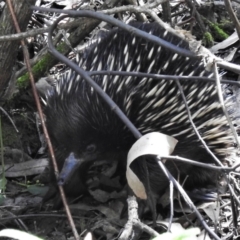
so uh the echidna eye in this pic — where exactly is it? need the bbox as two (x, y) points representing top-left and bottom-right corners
(86, 144), (96, 153)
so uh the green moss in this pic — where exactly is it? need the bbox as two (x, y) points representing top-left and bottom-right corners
(201, 17), (230, 42)
(217, 20), (234, 34)
(17, 41), (71, 89)
(17, 52), (53, 89)
(205, 20), (229, 40)
(202, 32), (214, 47)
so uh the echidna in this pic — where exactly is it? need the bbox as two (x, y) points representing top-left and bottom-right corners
(44, 22), (236, 203)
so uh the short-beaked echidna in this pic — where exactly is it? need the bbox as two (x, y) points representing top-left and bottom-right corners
(44, 22), (236, 201)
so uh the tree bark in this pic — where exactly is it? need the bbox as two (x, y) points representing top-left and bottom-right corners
(0, 0), (36, 102)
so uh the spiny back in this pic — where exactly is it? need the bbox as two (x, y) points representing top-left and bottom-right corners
(45, 22), (235, 171)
